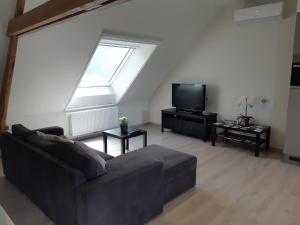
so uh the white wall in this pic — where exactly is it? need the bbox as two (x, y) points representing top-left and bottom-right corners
(284, 11), (300, 158)
(7, 0), (220, 135)
(0, 0), (16, 84)
(150, 0), (297, 149)
(119, 100), (149, 126)
(293, 14), (300, 55)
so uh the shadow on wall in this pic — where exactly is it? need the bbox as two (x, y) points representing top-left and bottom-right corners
(142, 110), (150, 124)
(283, 0), (298, 19)
(205, 84), (220, 113)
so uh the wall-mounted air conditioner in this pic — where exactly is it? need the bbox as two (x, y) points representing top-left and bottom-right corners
(234, 2), (283, 25)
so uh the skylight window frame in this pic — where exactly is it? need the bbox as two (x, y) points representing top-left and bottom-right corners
(101, 44), (135, 86)
(66, 35), (160, 112)
(78, 40), (137, 88)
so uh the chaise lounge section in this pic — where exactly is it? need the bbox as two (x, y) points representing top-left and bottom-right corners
(117, 145), (197, 203)
(0, 125), (197, 225)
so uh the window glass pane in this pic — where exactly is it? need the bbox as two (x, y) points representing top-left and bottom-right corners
(79, 44), (131, 87)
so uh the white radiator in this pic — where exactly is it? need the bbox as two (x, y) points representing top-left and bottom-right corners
(70, 107), (119, 137)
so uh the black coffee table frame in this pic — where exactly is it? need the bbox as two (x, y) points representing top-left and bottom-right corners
(211, 123), (271, 157)
(102, 128), (147, 155)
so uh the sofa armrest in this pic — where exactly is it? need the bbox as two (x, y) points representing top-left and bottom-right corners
(77, 159), (164, 225)
(33, 126), (64, 136)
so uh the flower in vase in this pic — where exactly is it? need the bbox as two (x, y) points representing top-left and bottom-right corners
(119, 117), (128, 126)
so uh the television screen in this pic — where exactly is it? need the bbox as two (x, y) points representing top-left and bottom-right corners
(172, 83), (206, 111)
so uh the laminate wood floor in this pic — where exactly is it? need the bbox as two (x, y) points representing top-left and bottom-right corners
(1, 124), (300, 225)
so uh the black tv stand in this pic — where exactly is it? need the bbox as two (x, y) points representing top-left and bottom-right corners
(161, 108), (217, 142)
(176, 110), (193, 115)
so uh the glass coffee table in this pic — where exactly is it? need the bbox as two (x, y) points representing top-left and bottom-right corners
(102, 127), (147, 154)
(211, 122), (271, 157)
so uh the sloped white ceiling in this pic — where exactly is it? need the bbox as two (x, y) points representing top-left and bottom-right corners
(7, 0), (223, 128)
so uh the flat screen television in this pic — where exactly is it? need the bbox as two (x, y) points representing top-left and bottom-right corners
(172, 83), (206, 111)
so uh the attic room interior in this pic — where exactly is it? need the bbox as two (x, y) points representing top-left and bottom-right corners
(1, 0), (300, 224)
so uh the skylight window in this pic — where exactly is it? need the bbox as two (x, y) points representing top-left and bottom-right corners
(79, 42), (134, 87)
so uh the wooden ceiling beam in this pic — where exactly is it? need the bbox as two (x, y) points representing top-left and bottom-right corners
(7, 0), (129, 36)
(0, 0), (25, 132)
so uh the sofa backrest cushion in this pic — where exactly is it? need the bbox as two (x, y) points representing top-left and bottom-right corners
(11, 124), (34, 140)
(35, 131), (74, 144)
(26, 134), (57, 151)
(95, 150), (114, 161)
(25, 132), (107, 180)
(48, 142), (107, 180)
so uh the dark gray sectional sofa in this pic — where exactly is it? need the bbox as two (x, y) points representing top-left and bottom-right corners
(0, 125), (197, 225)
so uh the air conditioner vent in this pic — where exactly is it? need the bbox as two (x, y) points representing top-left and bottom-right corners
(234, 2), (283, 25)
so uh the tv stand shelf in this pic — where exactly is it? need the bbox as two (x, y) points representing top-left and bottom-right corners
(161, 108), (217, 142)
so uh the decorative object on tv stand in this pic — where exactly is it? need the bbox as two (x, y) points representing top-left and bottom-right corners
(237, 96), (255, 127)
(119, 116), (128, 134)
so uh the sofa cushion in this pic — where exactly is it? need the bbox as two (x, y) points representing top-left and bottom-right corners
(109, 145), (197, 183)
(36, 131), (74, 144)
(26, 132), (110, 179)
(11, 124), (35, 140)
(26, 134), (57, 150)
(49, 142), (107, 180)
(72, 141), (114, 161)
(95, 150), (114, 161)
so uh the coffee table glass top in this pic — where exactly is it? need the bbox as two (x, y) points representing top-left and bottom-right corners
(214, 121), (270, 134)
(103, 127), (145, 138)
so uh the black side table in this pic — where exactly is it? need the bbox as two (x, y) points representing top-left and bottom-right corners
(211, 122), (271, 157)
(102, 128), (147, 155)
